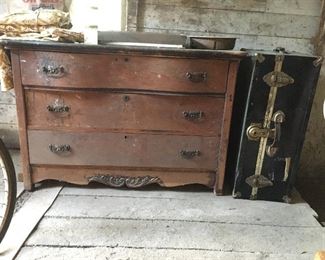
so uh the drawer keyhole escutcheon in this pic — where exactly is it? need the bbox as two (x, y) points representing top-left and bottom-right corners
(49, 144), (71, 155)
(180, 150), (201, 159)
(186, 72), (207, 83)
(183, 111), (204, 121)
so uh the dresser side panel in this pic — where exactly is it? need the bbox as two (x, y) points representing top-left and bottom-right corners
(11, 50), (33, 190)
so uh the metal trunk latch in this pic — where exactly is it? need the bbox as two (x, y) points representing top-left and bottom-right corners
(246, 110), (285, 157)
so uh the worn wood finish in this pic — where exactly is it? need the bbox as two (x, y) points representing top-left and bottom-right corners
(315, 0), (325, 55)
(31, 166), (216, 188)
(133, 1), (321, 55)
(215, 61), (239, 195)
(98, 31), (186, 45)
(10, 50), (32, 190)
(20, 51), (229, 94)
(138, 28), (316, 54)
(141, 0), (319, 16)
(28, 130), (219, 170)
(137, 4), (319, 39)
(140, 0), (267, 12)
(266, 0), (321, 16)
(2, 40), (247, 59)
(25, 89), (224, 136)
(2, 40), (242, 192)
(126, 0), (139, 31)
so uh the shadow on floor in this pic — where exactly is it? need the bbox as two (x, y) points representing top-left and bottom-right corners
(296, 177), (325, 224)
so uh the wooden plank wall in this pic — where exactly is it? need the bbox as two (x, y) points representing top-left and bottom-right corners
(127, 0), (325, 178)
(300, 1), (325, 178)
(0, 3), (16, 149)
(0, 90), (19, 148)
(128, 0), (321, 53)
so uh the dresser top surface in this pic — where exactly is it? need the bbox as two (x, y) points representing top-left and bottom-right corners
(0, 39), (247, 60)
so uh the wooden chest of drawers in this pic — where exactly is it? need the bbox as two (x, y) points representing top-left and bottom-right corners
(4, 40), (244, 194)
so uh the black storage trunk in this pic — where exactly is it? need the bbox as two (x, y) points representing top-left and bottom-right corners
(230, 49), (322, 202)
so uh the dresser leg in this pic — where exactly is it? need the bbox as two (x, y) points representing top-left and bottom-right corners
(23, 182), (34, 191)
(214, 189), (223, 196)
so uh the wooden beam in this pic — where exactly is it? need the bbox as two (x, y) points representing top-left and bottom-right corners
(121, 0), (127, 31)
(126, 0), (139, 31)
(315, 0), (325, 55)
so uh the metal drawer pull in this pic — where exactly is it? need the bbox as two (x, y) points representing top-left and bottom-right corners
(180, 150), (201, 159)
(42, 65), (65, 77)
(47, 98), (70, 114)
(183, 111), (204, 121)
(186, 72), (207, 83)
(47, 104), (70, 113)
(49, 144), (71, 155)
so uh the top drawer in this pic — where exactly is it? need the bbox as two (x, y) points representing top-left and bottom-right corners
(19, 51), (229, 94)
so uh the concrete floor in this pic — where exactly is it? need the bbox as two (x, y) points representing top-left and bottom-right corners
(5, 151), (325, 259)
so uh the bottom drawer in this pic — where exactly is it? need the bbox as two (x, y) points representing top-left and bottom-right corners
(28, 130), (219, 170)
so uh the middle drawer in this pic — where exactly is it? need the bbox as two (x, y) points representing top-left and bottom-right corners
(28, 130), (219, 170)
(25, 89), (225, 136)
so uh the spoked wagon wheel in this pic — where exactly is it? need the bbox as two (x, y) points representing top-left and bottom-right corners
(0, 139), (16, 243)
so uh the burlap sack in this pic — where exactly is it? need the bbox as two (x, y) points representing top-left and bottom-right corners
(0, 47), (13, 91)
(0, 9), (71, 35)
(48, 27), (83, 42)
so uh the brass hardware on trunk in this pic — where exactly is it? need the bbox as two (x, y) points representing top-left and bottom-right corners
(282, 195), (292, 203)
(186, 72), (207, 83)
(233, 191), (242, 198)
(183, 111), (204, 121)
(249, 53), (294, 198)
(313, 56), (323, 67)
(263, 71), (294, 88)
(283, 157), (291, 182)
(245, 175), (273, 189)
(49, 144), (71, 155)
(256, 53), (265, 63)
(266, 111), (285, 157)
(246, 124), (275, 141)
(180, 150), (201, 159)
(42, 65), (65, 78)
(247, 110), (285, 157)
